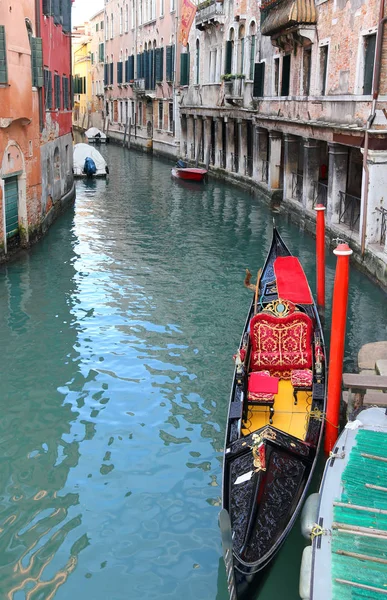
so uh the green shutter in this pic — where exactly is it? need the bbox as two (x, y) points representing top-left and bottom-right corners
(31, 37), (43, 88)
(0, 25), (8, 84)
(166, 45), (173, 81)
(99, 42), (104, 62)
(45, 70), (52, 109)
(225, 40), (232, 75)
(180, 52), (189, 86)
(4, 176), (19, 239)
(253, 62), (265, 98)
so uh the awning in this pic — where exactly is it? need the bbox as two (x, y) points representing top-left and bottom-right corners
(261, 0), (317, 36)
(274, 256), (314, 305)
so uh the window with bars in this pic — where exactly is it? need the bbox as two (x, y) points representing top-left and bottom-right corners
(44, 69), (53, 109)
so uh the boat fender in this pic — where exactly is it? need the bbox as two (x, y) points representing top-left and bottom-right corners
(300, 493), (320, 540)
(83, 157), (97, 178)
(299, 546), (312, 600)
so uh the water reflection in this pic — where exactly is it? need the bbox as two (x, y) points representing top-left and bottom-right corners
(0, 145), (385, 599)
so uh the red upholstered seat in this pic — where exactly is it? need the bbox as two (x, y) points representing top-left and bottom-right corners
(249, 311), (313, 374)
(247, 371), (277, 403)
(291, 369), (313, 388)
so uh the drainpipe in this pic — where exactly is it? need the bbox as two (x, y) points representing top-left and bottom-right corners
(361, 0), (386, 255)
(35, 0), (44, 131)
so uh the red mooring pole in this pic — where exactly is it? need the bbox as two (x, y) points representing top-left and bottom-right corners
(324, 242), (353, 454)
(315, 204), (326, 313)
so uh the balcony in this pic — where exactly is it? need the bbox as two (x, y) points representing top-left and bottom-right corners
(196, 0), (225, 31)
(224, 77), (245, 105)
(132, 78), (145, 94)
(260, 0), (316, 47)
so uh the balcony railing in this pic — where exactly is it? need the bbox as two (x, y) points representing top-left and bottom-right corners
(313, 182), (328, 208)
(133, 78), (145, 93)
(292, 172), (303, 203)
(376, 206), (387, 246)
(219, 149), (226, 169)
(244, 156), (253, 177)
(196, 1), (225, 30)
(190, 143), (195, 160)
(339, 191), (360, 232)
(231, 153), (239, 173)
(262, 160), (269, 183)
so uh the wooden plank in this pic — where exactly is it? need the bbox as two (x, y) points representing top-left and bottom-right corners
(361, 452), (387, 463)
(342, 373), (387, 391)
(335, 579), (387, 595)
(334, 549), (387, 565)
(366, 483), (387, 492)
(333, 522), (387, 538)
(334, 501), (387, 516)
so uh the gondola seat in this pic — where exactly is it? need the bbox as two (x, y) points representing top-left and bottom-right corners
(249, 311), (313, 376)
(291, 369), (313, 405)
(247, 371), (279, 424)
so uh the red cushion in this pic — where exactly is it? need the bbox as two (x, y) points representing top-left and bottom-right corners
(291, 369), (313, 388)
(247, 372), (278, 403)
(250, 311), (313, 372)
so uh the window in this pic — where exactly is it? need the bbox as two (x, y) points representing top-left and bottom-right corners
(44, 69), (52, 109)
(281, 54), (290, 96)
(31, 37), (44, 88)
(180, 51), (190, 86)
(225, 31), (234, 75)
(139, 101), (143, 125)
(106, 16), (109, 40)
(100, 21), (104, 30)
(249, 34), (256, 80)
(155, 47), (164, 82)
(54, 73), (61, 109)
(118, 59), (123, 84)
(238, 25), (245, 74)
(96, 23), (99, 32)
(125, 5), (129, 32)
(166, 45), (174, 81)
(195, 40), (200, 84)
(171, 0), (175, 11)
(302, 47), (312, 95)
(209, 49), (217, 83)
(131, 0), (135, 28)
(363, 33), (376, 94)
(160, 0), (164, 17)
(158, 101), (163, 129)
(168, 102), (173, 132)
(110, 13), (114, 39)
(273, 56), (279, 95)
(120, 7), (123, 34)
(0, 25), (7, 84)
(99, 42), (104, 62)
(62, 75), (69, 109)
(319, 45), (328, 95)
(253, 62), (265, 97)
(110, 56), (114, 85)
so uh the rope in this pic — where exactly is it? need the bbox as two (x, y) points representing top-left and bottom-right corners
(329, 450), (346, 459)
(310, 524), (325, 540)
(309, 408), (340, 429)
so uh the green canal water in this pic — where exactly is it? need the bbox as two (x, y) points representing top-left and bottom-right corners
(0, 145), (386, 600)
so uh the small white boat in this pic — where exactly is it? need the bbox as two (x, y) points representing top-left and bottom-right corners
(73, 143), (109, 178)
(85, 127), (107, 143)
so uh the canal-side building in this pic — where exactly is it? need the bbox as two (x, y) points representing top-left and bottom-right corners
(72, 24), (92, 130)
(90, 10), (105, 131)
(181, 0), (387, 285)
(96, 0), (181, 157)
(0, 0), (74, 260)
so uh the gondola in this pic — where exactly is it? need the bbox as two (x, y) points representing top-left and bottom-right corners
(220, 226), (326, 600)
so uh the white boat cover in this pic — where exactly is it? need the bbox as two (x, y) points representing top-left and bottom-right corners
(73, 143), (107, 176)
(85, 127), (106, 140)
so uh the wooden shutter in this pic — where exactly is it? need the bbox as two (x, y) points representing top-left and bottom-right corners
(110, 62), (114, 84)
(363, 34), (376, 95)
(117, 61), (123, 84)
(54, 73), (60, 108)
(104, 63), (108, 85)
(281, 54), (290, 96)
(53, 0), (61, 24)
(180, 52), (190, 86)
(62, 76), (68, 109)
(31, 37), (43, 88)
(125, 59), (129, 83)
(0, 25), (7, 84)
(129, 55), (134, 80)
(160, 47), (164, 83)
(225, 40), (232, 75)
(150, 49), (155, 89)
(99, 43), (104, 62)
(62, 0), (71, 33)
(144, 50), (150, 89)
(44, 70), (52, 109)
(166, 45), (173, 81)
(253, 62), (265, 97)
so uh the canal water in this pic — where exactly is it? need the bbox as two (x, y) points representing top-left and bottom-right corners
(0, 145), (386, 600)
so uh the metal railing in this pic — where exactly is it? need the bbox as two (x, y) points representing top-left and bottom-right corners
(208, 145), (215, 166)
(231, 153), (239, 173)
(261, 160), (269, 183)
(218, 149), (226, 169)
(339, 191), (361, 232)
(183, 142), (187, 158)
(244, 156), (253, 177)
(190, 143), (195, 160)
(312, 181), (328, 207)
(132, 78), (145, 93)
(292, 172), (303, 202)
(376, 206), (387, 246)
(195, 1), (224, 23)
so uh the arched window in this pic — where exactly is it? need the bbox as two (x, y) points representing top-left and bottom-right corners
(196, 39), (200, 84)
(225, 28), (234, 75)
(238, 25), (245, 74)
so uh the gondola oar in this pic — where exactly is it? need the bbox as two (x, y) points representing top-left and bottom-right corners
(219, 509), (238, 600)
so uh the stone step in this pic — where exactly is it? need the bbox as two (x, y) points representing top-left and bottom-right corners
(342, 391), (387, 407)
(376, 359), (387, 377)
(358, 341), (387, 370)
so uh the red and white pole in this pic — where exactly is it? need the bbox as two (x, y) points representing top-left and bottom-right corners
(315, 204), (326, 314)
(324, 242), (353, 454)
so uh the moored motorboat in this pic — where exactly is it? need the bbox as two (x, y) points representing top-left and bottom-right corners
(171, 159), (207, 182)
(85, 127), (107, 143)
(220, 227), (326, 599)
(73, 143), (109, 178)
(299, 406), (387, 600)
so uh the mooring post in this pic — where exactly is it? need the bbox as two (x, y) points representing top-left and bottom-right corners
(324, 242), (353, 454)
(315, 204), (326, 316)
